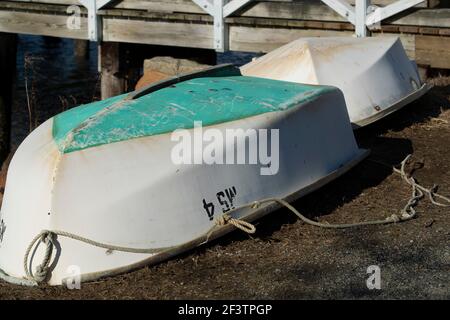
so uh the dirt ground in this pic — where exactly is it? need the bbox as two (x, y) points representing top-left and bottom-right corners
(0, 76), (449, 300)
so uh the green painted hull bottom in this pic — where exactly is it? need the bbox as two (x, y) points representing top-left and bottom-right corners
(52, 76), (334, 153)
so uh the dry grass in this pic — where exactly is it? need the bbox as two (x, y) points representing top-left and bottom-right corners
(23, 54), (43, 133)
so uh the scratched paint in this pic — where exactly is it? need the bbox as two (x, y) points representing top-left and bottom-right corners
(52, 76), (334, 153)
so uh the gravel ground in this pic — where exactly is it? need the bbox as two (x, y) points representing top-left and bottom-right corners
(0, 77), (449, 300)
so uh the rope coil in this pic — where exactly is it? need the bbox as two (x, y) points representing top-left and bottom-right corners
(392, 155), (450, 214)
(24, 231), (55, 283)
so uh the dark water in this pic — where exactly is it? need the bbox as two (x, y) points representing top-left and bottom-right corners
(12, 35), (257, 147)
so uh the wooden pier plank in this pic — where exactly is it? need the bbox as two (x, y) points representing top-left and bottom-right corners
(103, 18), (214, 49)
(229, 26), (352, 52)
(0, 9), (88, 39)
(416, 35), (450, 68)
(0, 0), (449, 69)
(229, 25), (417, 57)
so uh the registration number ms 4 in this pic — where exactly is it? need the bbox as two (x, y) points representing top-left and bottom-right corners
(202, 186), (237, 221)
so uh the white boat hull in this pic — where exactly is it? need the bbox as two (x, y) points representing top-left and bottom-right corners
(241, 37), (431, 127)
(0, 77), (367, 286)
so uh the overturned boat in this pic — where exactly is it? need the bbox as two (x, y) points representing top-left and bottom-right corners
(241, 37), (431, 128)
(0, 65), (368, 286)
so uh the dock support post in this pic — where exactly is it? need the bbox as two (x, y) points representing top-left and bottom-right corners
(356, 0), (370, 37)
(0, 33), (17, 163)
(213, 0), (227, 52)
(99, 42), (217, 99)
(74, 40), (89, 59)
(100, 42), (125, 100)
(192, 0), (253, 52)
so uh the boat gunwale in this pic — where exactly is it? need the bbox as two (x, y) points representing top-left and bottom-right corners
(352, 83), (432, 129)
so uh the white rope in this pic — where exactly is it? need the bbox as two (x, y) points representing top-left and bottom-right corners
(23, 229), (180, 283)
(392, 155), (450, 211)
(215, 213), (256, 234)
(22, 154), (449, 284)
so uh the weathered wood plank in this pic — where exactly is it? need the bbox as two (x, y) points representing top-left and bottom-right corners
(229, 26), (353, 52)
(348, 0), (442, 7)
(0, 10), (88, 39)
(416, 34), (450, 68)
(113, 0), (205, 13)
(229, 25), (417, 58)
(385, 8), (450, 27)
(103, 17), (214, 49)
(10, 0), (206, 13)
(235, 2), (450, 28)
(0, 1), (79, 13)
(1, 0), (449, 69)
(8, 0), (78, 5)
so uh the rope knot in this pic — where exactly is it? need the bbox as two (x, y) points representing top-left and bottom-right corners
(215, 214), (232, 226)
(215, 214), (256, 234)
(33, 265), (49, 283)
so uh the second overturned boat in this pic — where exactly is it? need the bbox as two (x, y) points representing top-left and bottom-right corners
(241, 36), (431, 128)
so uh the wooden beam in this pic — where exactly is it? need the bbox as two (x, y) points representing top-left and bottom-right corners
(9, 0), (78, 5)
(100, 42), (125, 99)
(384, 8), (450, 28)
(229, 25), (353, 52)
(192, 0), (214, 15)
(321, 0), (356, 25)
(229, 25), (418, 58)
(102, 18), (214, 49)
(416, 35), (450, 68)
(0, 9), (89, 39)
(0, 1), (79, 13)
(348, 0), (438, 6)
(355, 0), (370, 37)
(223, 0), (253, 18)
(74, 39), (89, 59)
(366, 0), (426, 26)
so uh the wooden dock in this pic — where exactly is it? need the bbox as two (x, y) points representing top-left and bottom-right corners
(0, 0), (449, 161)
(0, 1), (449, 68)
(0, 0), (449, 95)
(1, 1), (449, 62)
(0, 0), (449, 115)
